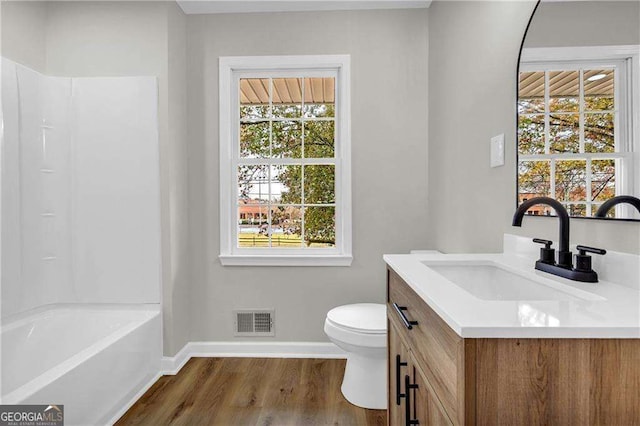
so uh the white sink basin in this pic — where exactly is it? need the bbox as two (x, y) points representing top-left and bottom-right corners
(422, 261), (603, 301)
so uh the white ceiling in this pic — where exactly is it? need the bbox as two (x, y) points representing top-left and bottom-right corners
(177, 0), (431, 15)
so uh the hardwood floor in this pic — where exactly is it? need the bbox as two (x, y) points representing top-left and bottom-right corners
(116, 358), (387, 426)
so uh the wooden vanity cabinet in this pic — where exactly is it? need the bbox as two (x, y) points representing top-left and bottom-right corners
(387, 268), (468, 426)
(389, 319), (452, 426)
(387, 268), (640, 426)
(388, 320), (408, 426)
(412, 355), (452, 426)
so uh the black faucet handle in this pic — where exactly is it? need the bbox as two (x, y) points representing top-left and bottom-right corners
(533, 238), (553, 248)
(574, 245), (606, 274)
(576, 245), (607, 256)
(533, 238), (555, 264)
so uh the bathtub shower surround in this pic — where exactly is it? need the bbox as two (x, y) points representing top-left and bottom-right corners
(1, 58), (162, 424)
(1, 58), (162, 315)
(2, 62), (74, 316)
(71, 76), (161, 301)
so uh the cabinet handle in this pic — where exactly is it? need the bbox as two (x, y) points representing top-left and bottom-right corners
(396, 355), (408, 405)
(393, 303), (419, 330)
(405, 374), (419, 426)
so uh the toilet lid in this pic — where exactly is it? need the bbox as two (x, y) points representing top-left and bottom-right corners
(326, 303), (387, 334)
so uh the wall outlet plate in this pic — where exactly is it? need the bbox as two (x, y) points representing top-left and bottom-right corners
(490, 134), (505, 168)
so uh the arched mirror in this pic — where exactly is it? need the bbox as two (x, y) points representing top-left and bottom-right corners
(517, 0), (640, 220)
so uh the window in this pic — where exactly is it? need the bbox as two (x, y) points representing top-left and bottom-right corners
(518, 46), (639, 218)
(219, 55), (352, 266)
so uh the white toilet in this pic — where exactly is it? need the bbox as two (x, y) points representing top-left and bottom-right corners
(324, 303), (387, 410)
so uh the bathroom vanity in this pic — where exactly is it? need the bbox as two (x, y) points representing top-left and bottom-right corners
(385, 238), (640, 426)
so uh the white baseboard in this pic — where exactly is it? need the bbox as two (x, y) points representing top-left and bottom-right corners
(161, 343), (192, 375)
(106, 372), (162, 426)
(161, 341), (346, 375)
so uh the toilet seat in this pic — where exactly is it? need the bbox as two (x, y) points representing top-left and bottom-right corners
(324, 304), (387, 350)
(326, 303), (387, 334)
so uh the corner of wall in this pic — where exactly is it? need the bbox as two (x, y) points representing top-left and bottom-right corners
(165, 0), (191, 356)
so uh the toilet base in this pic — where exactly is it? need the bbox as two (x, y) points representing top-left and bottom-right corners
(340, 352), (387, 410)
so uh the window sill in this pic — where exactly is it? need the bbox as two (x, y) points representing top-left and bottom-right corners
(219, 254), (353, 267)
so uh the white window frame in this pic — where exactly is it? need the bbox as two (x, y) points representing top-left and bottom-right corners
(519, 45), (640, 219)
(219, 55), (352, 266)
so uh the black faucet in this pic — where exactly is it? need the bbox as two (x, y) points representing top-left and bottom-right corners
(513, 197), (572, 266)
(595, 195), (640, 218)
(512, 196), (606, 283)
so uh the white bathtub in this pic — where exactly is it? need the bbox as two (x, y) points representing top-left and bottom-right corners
(1, 304), (161, 425)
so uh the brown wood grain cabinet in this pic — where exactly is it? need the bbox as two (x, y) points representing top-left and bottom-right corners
(387, 268), (640, 426)
(389, 319), (409, 426)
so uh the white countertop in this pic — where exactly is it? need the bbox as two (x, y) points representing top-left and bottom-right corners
(384, 235), (640, 339)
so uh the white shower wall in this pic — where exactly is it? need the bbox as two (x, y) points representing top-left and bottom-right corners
(71, 77), (161, 302)
(1, 58), (161, 318)
(2, 60), (73, 315)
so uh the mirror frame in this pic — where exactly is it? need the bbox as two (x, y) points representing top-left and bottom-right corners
(515, 0), (640, 222)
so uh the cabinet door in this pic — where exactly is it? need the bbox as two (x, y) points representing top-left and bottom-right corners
(388, 320), (410, 426)
(411, 359), (453, 426)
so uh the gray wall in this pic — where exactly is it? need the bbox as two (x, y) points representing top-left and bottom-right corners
(186, 9), (429, 343)
(2, 1), (191, 354)
(166, 1), (191, 355)
(524, 1), (640, 48)
(1, 1), (47, 71)
(428, 0), (640, 255)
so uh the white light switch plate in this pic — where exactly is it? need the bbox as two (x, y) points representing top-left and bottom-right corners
(490, 134), (505, 168)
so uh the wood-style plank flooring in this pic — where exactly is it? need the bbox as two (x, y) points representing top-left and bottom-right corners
(116, 358), (387, 426)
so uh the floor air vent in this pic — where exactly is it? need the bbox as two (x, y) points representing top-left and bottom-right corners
(234, 310), (275, 336)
